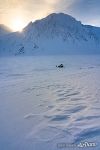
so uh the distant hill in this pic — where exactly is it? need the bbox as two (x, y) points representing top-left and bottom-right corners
(0, 24), (12, 37)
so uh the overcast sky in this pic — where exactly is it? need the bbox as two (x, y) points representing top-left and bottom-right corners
(0, 0), (100, 30)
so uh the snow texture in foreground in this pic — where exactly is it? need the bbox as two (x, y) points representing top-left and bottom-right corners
(0, 55), (100, 150)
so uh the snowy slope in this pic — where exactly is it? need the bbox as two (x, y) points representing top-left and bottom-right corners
(0, 13), (100, 55)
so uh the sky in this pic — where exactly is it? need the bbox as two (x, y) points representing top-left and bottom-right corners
(0, 0), (100, 31)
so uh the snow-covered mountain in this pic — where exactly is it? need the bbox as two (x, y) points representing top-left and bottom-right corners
(0, 24), (11, 37)
(0, 13), (100, 56)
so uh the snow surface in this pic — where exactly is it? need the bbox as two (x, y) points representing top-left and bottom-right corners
(0, 55), (100, 150)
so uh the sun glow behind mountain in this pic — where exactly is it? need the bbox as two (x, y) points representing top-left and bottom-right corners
(0, 0), (100, 32)
(10, 17), (25, 32)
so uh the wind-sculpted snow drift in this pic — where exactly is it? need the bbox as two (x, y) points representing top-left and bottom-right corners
(0, 13), (100, 55)
(0, 56), (100, 150)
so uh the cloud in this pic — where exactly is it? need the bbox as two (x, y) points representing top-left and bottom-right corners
(47, 0), (100, 26)
(56, 0), (100, 26)
(0, 0), (100, 28)
(0, 0), (55, 28)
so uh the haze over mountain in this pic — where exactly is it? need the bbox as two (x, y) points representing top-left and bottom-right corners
(0, 13), (100, 56)
(0, 24), (12, 37)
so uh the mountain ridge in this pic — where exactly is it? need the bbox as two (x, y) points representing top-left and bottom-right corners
(0, 13), (100, 55)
